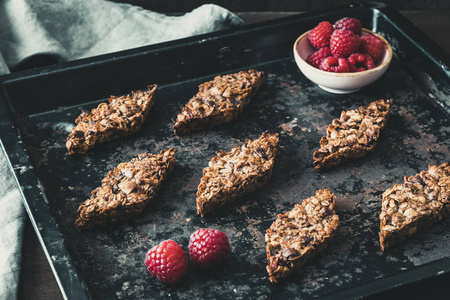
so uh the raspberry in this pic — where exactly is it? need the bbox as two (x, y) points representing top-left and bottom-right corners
(320, 56), (350, 73)
(334, 17), (362, 35)
(308, 21), (334, 49)
(330, 29), (360, 58)
(145, 240), (188, 284)
(189, 228), (230, 268)
(347, 53), (375, 72)
(306, 47), (331, 68)
(360, 34), (385, 61)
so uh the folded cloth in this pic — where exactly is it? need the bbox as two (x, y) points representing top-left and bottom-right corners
(0, 0), (243, 71)
(0, 1), (242, 299)
(0, 150), (25, 300)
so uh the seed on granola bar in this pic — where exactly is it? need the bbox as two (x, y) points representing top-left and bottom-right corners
(196, 132), (279, 217)
(75, 148), (176, 230)
(173, 70), (265, 136)
(265, 189), (340, 283)
(313, 99), (392, 172)
(66, 85), (157, 155)
(379, 162), (450, 251)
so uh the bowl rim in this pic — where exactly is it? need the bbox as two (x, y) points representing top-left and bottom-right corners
(293, 28), (393, 77)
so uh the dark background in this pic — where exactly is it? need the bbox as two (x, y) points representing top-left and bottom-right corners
(110, 0), (450, 12)
(16, 1), (450, 300)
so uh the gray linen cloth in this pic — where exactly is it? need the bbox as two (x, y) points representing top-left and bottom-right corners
(0, 0), (242, 299)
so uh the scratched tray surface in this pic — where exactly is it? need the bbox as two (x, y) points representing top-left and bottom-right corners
(2, 3), (450, 300)
(16, 58), (450, 299)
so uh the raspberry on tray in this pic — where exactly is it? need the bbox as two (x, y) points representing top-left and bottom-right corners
(145, 240), (188, 284)
(189, 228), (230, 268)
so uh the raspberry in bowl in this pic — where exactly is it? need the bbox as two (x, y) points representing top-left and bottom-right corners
(293, 18), (392, 94)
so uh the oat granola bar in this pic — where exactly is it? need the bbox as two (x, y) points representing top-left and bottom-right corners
(196, 132), (279, 217)
(66, 85), (157, 155)
(173, 70), (265, 136)
(379, 162), (450, 251)
(313, 99), (392, 172)
(75, 148), (176, 230)
(265, 189), (339, 283)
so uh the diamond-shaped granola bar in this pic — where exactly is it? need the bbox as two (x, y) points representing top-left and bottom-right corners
(173, 70), (265, 136)
(75, 148), (176, 230)
(379, 162), (450, 251)
(196, 132), (278, 217)
(313, 99), (392, 172)
(66, 85), (157, 155)
(265, 189), (340, 283)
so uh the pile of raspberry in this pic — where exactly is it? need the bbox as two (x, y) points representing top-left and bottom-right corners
(305, 17), (385, 73)
(144, 228), (230, 284)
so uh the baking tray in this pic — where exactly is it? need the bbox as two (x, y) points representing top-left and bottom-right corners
(1, 2), (450, 299)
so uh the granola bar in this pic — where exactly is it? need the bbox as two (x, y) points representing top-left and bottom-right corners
(196, 132), (279, 217)
(379, 162), (450, 251)
(265, 189), (339, 283)
(66, 85), (157, 155)
(173, 70), (265, 136)
(313, 99), (392, 172)
(75, 148), (176, 230)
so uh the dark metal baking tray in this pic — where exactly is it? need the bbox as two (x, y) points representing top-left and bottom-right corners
(1, 2), (450, 299)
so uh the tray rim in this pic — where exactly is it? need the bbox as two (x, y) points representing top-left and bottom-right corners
(1, 2), (450, 299)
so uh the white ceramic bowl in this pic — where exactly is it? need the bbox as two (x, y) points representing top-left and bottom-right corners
(293, 28), (393, 94)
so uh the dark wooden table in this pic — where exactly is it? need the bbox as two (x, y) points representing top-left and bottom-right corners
(17, 10), (450, 300)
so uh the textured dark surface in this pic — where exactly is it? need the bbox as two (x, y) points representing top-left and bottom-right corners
(14, 59), (450, 300)
(2, 3), (450, 300)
